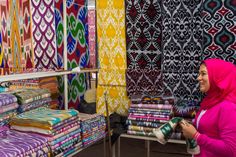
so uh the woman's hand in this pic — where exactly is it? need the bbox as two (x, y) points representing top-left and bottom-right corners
(180, 120), (197, 139)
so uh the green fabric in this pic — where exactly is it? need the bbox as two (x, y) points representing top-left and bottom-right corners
(153, 117), (200, 155)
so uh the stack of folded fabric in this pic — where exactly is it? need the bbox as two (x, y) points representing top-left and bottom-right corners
(0, 93), (19, 126)
(78, 113), (106, 147)
(9, 76), (59, 109)
(0, 126), (50, 157)
(126, 96), (174, 137)
(10, 88), (51, 113)
(38, 77), (60, 109)
(9, 107), (82, 156)
(9, 79), (40, 90)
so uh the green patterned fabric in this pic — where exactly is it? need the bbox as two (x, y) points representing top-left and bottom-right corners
(10, 88), (51, 104)
(153, 117), (200, 155)
(10, 107), (78, 127)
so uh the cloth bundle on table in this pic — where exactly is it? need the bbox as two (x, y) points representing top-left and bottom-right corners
(0, 126), (50, 157)
(10, 88), (52, 113)
(77, 113), (106, 147)
(9, 107), (82, 156)
(153, 117), (200, 155)
(126, 97), (174, 137)
(0, 93), (19, 126)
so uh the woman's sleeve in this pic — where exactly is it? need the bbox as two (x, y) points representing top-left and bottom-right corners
(196, 103), (236, 157)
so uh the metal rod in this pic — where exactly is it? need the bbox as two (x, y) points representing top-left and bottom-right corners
(104, 92), (112, 157)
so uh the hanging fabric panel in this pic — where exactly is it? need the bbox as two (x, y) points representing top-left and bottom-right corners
(96, 0), (130, 115)
(88, 9), (97, 68)
(31, 0), (58, 69)
(0, 0), (35, 74)
(125, 0), (162, 70)
(55, 0), (89, 109)
(162, 0), (202, 99)
(202, 0), (236, 63)
(125, 0), (163, 98)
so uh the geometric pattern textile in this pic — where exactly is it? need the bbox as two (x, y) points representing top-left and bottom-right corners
(88, 9), (97, 68)
(65, 0), (89, 109)
(125, 0), (162, 70)
(96, 0), (129, 115)
(202, 0), (236, 64)
(162, 0), (203, 100)
(96, 0), (127, 70)
(96, 85), (130, 116)
(55, 0), (89, 109)
(0, 127), (49, 157)
(126, 68), (163, 97)
(31, 0), (58, 69)
(162, 0), (203, 73)
(0, 0), (35, 74)
(162, 72), (200, 100)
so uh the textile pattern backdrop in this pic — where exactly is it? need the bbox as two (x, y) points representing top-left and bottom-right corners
(55, 0), (89, 109)
(126, 0), (162, 70)
(55, 0), (64, 108)
(125, 0), (163, 98)
(31, 0), (58, 69)
(162, 0), (202, 100)
(202, 0), (236, 63)
(96, 0), (130, 116)
(88, 9), (96, 68)
(0, 0), (35, 75)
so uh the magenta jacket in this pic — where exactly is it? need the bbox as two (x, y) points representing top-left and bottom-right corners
(194, 100), (236, 157)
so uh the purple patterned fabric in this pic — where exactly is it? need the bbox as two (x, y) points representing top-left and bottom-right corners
(126, 69), (163, 97)
(0, 127), (49, 157)
(0, 94), (17, 107)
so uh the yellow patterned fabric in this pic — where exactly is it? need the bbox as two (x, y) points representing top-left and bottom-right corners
(96, 85), (130, 116)
(96, 0), (130, 115)
(96, 0), (127, 69)
(98, 69), (126, 86)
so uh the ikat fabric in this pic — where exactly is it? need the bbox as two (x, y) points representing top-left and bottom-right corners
(125, 0), (162, 70)
(96, 0), (130, 115)
(96, 85), (130, 116)
(55, 0), (89, 109)
(10, 107), (79, 127)
(31, 0), (57, 69)
(126, 68), (163, 97)
(0, 93), (17, 107)
(0, 0), (35, 74)
(0, 127), (49, 157)
(98, 69), (126, 86)
(202, 0), (236, 63)
(88, 9), (97, 68)
(162, 0), (203, 100)
(96, 0), (127, 70)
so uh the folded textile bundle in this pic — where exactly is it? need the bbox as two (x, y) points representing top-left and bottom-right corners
(153, 117), (200, 155)
(0, 93), (19, 126)
(78, 113), (106, 147)
(9, 107), (82, 156)
(10, 107), (78, 131)
(0, 126), (50, 157)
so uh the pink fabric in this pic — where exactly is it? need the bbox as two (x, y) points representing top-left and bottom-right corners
(200, 58), (236, 110)
(194, 100), (236, 157)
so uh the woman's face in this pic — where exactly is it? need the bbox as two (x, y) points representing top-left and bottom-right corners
(197, 64), (210, 93)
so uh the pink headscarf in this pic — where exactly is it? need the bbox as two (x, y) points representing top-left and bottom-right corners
(200, 58), (236, 110)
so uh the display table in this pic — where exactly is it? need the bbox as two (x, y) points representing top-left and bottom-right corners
(117, 133), (185, 157)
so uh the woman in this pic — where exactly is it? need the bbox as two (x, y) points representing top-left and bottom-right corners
(180, 58), (236, 157)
